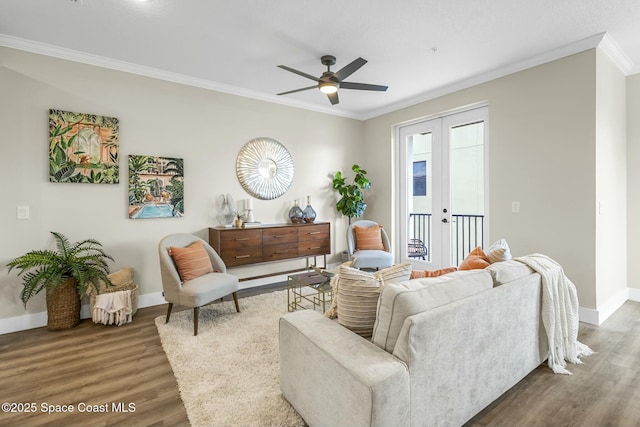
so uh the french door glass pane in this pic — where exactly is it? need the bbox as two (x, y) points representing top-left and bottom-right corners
(410, 133), (432, 262)
(450, 121), (485, 265)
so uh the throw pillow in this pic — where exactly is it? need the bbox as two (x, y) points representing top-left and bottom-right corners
(458, 246), (490, 270)
(410, 267), (457, 279)
(354, 224), (385, 251)
(335, 262), (412, 338)
(486, 238), (513, 263)
(169, 240), (214, 282)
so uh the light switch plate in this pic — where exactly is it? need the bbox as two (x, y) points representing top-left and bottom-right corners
(17, 205), (29, 220)
(511, 201), (520, 213)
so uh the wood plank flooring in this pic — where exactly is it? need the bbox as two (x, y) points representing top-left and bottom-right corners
(1, 284), (639, 427)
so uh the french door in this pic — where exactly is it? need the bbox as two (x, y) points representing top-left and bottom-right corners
(396, 106), (488, 269)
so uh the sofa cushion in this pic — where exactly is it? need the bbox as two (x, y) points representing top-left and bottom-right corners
(486, 259), (534, 285)
(371, 270), (493, 352)
(458, 246), (490, 270)
(336, 263), (411, 338)
(486, 238), (513, 263)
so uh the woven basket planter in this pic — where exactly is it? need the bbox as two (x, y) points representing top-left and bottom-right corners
(46, 278), (80, 331)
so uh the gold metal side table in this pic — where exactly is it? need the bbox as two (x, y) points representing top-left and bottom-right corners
(287, 270), (333, 313)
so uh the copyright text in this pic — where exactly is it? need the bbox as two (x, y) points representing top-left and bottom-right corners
(2, 402), (136, 414)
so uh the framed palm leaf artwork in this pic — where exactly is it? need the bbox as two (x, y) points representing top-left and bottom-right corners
(48, 109), (119, 184)
(128, 155), (184, 219)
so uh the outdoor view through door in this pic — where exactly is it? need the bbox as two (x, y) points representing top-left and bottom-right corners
(397, 107), (488, 269)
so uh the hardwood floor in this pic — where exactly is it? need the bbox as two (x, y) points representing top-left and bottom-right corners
(1, 284), (638, 427)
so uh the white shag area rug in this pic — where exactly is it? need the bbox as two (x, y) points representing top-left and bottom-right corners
(155, 290), (305, 427)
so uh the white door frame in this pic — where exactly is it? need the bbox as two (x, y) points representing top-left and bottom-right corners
(394, 105), (489, 269)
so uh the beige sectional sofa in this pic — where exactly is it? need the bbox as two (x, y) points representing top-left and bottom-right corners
(279, 261), (549, 427)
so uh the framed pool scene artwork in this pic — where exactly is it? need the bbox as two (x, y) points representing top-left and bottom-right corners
(128, 155), (184, 219)
(49, 109), (120, 184)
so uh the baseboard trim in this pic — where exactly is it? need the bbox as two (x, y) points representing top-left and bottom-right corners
(628, 287), (640, 302)
(578, 306), (600, 326)
(579, 287), (630, 326)
(0, 277), (290, 335)
(6, 277), (629, 334)
(0, 291), (167, 335)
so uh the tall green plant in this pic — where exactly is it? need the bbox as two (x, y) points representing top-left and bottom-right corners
(332, 164), (371, 223)
(7, 232), (114, 306)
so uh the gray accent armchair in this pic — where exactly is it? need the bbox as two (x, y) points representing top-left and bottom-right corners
(347, 220), (394, 270)
(158, 233), (240, 335)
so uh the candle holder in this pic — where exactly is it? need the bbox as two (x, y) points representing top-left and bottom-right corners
(243, 198), (260, 226)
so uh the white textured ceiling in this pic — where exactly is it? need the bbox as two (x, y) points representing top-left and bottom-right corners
(1, 0), (639, 119)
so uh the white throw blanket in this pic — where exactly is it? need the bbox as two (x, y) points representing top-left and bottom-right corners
(92, 290), (133, 326)
(515, 253), (594, 374)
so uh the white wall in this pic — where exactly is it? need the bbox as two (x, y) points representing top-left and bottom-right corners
(0, 47), (364, 327)
(627, 74), (640, 298)
(594, 48), (628, 320)
(364, 50), (600, 309)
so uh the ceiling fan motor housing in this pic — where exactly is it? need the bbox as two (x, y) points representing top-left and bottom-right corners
(321, 55), (336, 67)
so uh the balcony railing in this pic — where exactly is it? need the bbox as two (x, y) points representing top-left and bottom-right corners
(408, 213), (485, 266)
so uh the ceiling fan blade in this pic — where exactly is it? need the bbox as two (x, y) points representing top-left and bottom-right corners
(334, 57), (367, 81)
(327, 91), (339, 105)
(277, 65), (320, 82)
(277, 85), (317, 96)
(340, 81), (388, 91)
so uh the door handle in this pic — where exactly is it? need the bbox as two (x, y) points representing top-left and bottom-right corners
(442, 218), (449, 223)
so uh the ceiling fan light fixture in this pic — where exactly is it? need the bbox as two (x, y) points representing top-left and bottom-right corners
(319, 81), (339, 94)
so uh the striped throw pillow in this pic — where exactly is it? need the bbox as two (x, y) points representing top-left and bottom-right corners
(169, 240), (214, 282)
(486, 238), (513, 263)
(337, 263), (412, 338)
(354, 224), (385, 251)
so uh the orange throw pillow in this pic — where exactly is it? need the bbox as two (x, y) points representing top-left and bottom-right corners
(458, 246), (490, 270)
(169, 240), (214, 282)
(354, 225), (385, 251)
(410, 267), (458, 279)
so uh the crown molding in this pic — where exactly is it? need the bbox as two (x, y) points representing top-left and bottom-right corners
(0, 34), (362, 120)
(597, 32), (634, 75)
(361, 33), (619, 120)
(2, 32), (636, 122)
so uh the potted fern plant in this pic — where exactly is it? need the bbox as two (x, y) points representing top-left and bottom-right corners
(7, 231), (114, 330)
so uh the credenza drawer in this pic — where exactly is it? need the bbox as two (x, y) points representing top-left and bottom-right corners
(298, 241), (330, 257)
(222, 247), (263, 266)
(263, 227), (297, 245)
(218, 229), (262, 247)
(298, 224), (330, 242)
(263, 242), (298, 262)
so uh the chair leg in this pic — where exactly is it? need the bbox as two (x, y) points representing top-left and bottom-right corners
(193, 306), (199, 336)
(232, 292), (240, 312)
(165, 303), (173, 323)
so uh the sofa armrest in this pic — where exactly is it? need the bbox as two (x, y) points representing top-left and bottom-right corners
(279, 310), (410, 427)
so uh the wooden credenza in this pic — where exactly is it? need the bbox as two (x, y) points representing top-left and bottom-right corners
(208, 222), (330, 268)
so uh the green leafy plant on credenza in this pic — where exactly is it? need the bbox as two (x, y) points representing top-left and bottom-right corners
(332, 164), (371, 224)
(7, 232), (114, 330)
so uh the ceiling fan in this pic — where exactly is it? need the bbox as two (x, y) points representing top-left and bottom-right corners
(277, 55), (388, 105)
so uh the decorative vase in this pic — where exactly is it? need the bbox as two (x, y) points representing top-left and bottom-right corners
(234, 218), (243, 228)
(303, 196), (316, 223)
(217, 194), (236, 226)
(288, 199), (304, 224)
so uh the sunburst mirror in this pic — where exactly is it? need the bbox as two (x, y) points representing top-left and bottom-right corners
(236, 137), (294, 200)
